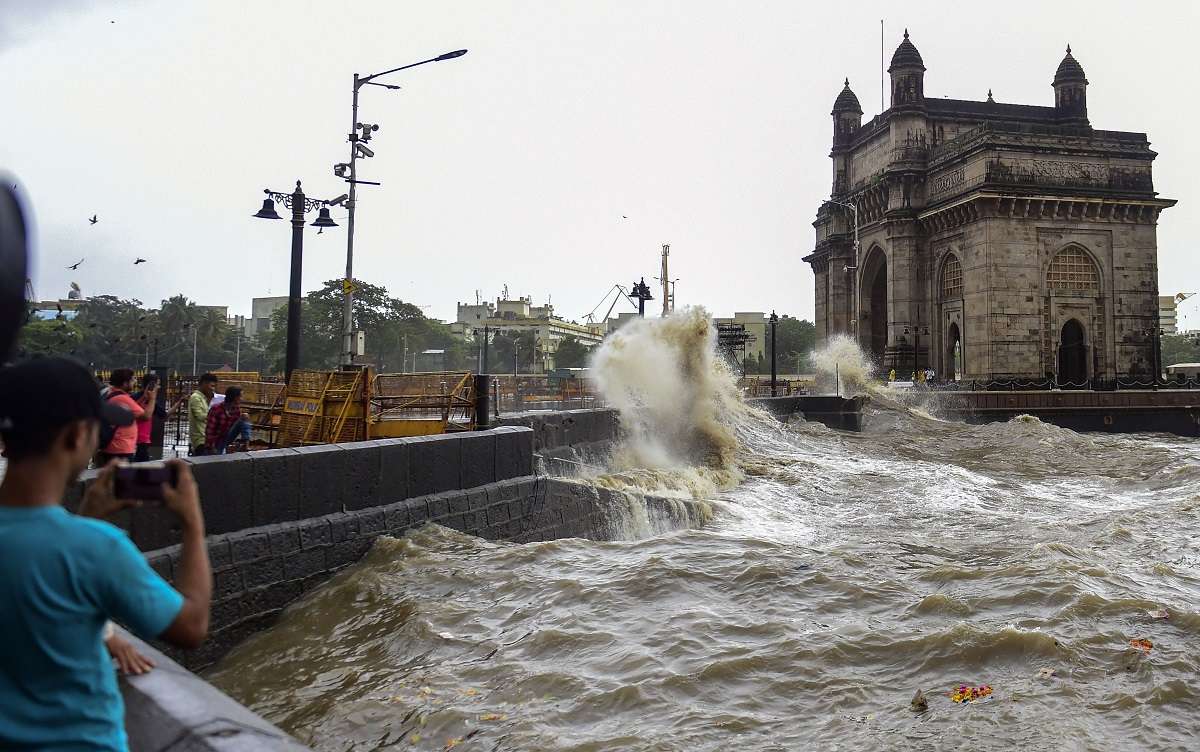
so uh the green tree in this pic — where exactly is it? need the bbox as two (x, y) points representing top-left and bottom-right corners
(1161, 334), (1200, 368)
(554, 335), (592, 368)
(263, 278), (465, 375)
(773, 316), (817, 374)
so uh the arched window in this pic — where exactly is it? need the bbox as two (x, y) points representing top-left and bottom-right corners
(940, 254), (963, 300)
(1047, 246), (1099, 293)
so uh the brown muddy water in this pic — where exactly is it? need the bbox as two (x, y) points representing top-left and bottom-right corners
(208, 316), (1200, 751)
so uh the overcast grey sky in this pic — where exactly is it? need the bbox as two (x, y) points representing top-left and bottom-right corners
(2, 0), (1197, 328)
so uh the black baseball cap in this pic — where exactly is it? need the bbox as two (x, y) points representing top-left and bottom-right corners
(0, 357), (135, 433)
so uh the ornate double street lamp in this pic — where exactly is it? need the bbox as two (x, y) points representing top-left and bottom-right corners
(631, 278), (654, 317)
(336, 49), (468, 365)
(253, 181), (340, 381)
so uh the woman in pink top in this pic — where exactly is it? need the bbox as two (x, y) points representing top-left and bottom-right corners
(131, 373), (166, 462)
(97, 369), (145, 465)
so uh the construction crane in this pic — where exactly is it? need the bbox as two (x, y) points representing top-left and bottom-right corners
(584, 284), (638, 325)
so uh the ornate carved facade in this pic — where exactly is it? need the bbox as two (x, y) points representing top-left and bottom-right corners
(804, 32), (1175, 383)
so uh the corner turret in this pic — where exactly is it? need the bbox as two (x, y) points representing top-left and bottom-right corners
(1052, 45), (1089, 125)
(832, 78), (863, 147)
(888, 29), (926, 110)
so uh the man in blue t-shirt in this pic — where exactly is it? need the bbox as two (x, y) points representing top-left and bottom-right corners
(0, 357), (212, 750)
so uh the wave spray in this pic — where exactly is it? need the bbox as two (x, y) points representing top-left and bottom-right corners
(588, 307), (749, 496)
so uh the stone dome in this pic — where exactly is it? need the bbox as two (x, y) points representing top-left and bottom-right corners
(1054, 45), (1087, 84)
(888, 29), (925, 72)
(832, 79), (863, 115)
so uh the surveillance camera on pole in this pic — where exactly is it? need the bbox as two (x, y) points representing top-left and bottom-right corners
(340, 49), (468, 367)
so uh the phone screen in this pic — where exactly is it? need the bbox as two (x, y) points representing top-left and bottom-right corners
(113, 463), (178, 502)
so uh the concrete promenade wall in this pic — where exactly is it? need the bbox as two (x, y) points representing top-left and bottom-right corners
(495, 408), (621, 461)
(119, 629), (308, 750)
(749, 395), (869, 432)
(67, 419), (704, 747)
(66, 421), (702, 671)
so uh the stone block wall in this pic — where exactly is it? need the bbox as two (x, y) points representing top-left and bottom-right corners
(148, 473), (707, 671)
(495, 408), (620, 465)
(66, 429), (536, 552)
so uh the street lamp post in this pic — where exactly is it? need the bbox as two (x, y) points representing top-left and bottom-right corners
(828, 199), (860, 343)
(769, 310), (778, 397)
(253, 181), (339, 381)
(338, 49), (468, 366)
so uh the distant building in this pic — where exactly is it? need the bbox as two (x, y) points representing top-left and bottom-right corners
(244, 296), (288, 340)
(414, 349), (446, 372)
(606, 312), (640, 334)
(453, 295), (604, 372)
(30, 300), (81, 322)
(1159, 296), (1178, 335)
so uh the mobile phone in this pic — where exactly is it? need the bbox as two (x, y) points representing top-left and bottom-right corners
(114, 463), (178, 502)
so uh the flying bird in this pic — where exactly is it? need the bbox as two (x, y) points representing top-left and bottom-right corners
(67, 258), (84, 270)
(621, 215), (628, 219)
(88, 215), (98, 225)
(134, 258), (147, 264)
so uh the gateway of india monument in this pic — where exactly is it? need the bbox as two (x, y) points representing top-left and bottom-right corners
(804, 31), (1176, 384)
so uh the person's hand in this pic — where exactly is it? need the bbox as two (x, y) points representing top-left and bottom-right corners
(161, 459), (203, 533)
(78, 461), (140, 520)
(106, 633), (155, 676)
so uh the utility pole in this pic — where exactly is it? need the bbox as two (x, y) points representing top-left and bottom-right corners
(191, 325), (198, 377)
(769, 311), (778, 397)
(338, 49), (468, 367)
(401, 333), (408, 374)
(661, 244), (670, 317)
(235, 326), (241, 371)
(513, 341), (519, 375)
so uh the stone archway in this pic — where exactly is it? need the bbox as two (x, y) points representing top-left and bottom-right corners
(946, 322), (962, 381)
(1057, 318), (1087, 386)
(859, 248), (888, 368)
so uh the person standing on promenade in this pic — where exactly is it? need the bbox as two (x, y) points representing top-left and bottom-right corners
(188, 372), (218, 456)
(131, 373), (166, 463)
(0, 357), (212, 751)
(96, 369), (143, 466)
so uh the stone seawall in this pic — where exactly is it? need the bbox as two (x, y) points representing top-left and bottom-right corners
(69, 417), (707, 747)
(495, 408), (621, 463)
(67, 421), (704, 672)
(749, 395), (868, 432)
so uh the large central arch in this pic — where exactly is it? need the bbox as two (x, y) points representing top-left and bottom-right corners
(859, 247), (888, 368)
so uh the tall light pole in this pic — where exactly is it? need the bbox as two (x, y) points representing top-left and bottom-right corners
(338, 49), (468, 366)
(828, 199), (859, 342)
(769, 310), (778, 397)
(253, 181), (340, 381)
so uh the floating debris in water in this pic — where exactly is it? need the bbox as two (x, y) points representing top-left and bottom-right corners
(950, 684), (993, 703)
(1036, 667), (1058, 679)
(910, 688), (928, 711)
(1147, 608), (1169, 620)
(1130, 638), (1153, 653)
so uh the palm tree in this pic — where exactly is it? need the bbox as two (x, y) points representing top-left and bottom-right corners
(159, 295), (199, 372)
